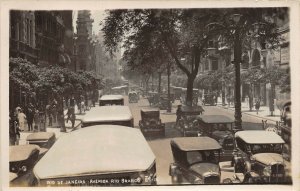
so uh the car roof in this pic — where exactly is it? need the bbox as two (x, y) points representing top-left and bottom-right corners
(9, 144), (40, 162)
(82, 106), (132, 123)
(141, 108), (160, 112)
(235, 131), (285, 144)
(171, 137), (222, 151)
(26, 132), (55, 141)
(33, 125), (155, 179)
(100, 95), (124, 101)
(200, 115), (234, 124)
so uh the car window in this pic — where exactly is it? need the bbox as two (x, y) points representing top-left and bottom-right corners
(250, 144), (283, 154)
(187, 151), (203, 164)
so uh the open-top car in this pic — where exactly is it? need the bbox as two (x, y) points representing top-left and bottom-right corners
(178, 106), (204, 137)
(169, 137), (222, 184)
(81, 106), (134, 128)
(33, 125), (157, 186)
(128, 91), (139, 103)
(198, 115), (234, 161)
(9, 144), (40, 186)
(139, 108), (165, 137)
(232, 131), (286, 183)
(99, 95), (124, 106)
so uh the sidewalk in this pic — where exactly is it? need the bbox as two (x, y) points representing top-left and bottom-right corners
(19, 105), (86, 145)
(217, 98), (280, 123)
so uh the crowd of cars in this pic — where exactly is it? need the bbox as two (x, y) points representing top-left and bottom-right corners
(9, 88), (292, 186)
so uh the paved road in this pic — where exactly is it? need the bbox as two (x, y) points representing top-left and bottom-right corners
(125, 96), (291, 185)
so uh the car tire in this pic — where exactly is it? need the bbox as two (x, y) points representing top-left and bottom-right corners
(223, 178), (233, 184)
(171, 174), (182, 184)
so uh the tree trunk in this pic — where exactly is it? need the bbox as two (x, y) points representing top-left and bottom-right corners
(58, 97), (66, 132)
(158, 72), (162, 95)
(186, 75), (196, 106)
(269, 83), (275, 116)
(167, 63), (171, 112)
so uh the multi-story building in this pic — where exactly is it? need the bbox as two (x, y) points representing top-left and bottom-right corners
(9, 10), (73, 67)
(74, 10), (94, 71)
(9, 11), (37, 63)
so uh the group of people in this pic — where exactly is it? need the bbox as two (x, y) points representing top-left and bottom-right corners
(9, 103), (44, 145)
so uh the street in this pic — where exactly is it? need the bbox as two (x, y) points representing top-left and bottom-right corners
(123, 96), (286, 184)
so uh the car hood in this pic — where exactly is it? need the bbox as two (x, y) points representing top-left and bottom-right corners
(252, 153), (284, 165)
(212, 130), (232, 138)
(189, 163), (220, 177)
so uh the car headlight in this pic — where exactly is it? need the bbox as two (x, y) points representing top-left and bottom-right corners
(184, 124), (188, 129)
(194, 177), (203, 184)
(145, 121), (150, 126)
(263, 166), (272, 177)
(21, 165), (27, 172)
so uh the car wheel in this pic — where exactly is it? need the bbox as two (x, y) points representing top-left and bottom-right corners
(171, 174), (182, 184)
(223, 178), (233, 184)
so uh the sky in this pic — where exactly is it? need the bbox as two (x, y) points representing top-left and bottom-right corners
(72, 10), (106, 35)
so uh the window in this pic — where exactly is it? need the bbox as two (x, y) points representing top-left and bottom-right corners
(211, 58), (218, 71)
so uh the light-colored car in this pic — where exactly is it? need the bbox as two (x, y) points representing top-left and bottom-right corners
(81, 106), (134, 128)
(32, 125), (157, 186)
(232, 131), (286, 183)
(99, 94), (124, 106)
(26, 132), (56, 154)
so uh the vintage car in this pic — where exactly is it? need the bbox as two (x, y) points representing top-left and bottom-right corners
(26, 132), (56, 155)
(198, 115), (234, 161)
(203, 93), (216, 106)
(147, 91), (159, 106)
(178, 106), (204, 137)
(128, 91), (139, 103)
(181, 88), (199, 106)
(139, 108), (165, 137)
(99, 95), (124, 106)
(232, 131), (286, 183)
(9, 145), (40, 186)
(81, 106), (134, 128)
(171, 86), (183, 100)
(32, 125), (157, 186)
(169, 137), (222, 184)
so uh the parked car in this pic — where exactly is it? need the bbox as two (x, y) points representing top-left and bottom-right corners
(178, 106), (204, 137)
(198, 115), (234, 161)
(171, 86), (183, 100)
(232, 131), (286, 183)
(81, 106), (134, 128)
(139, 108), (165, 137)
(9, 145), (40, 186)
(26, 132), (56, 156)
(32, 125), (157, 186)
(99, 95), (124, 106)
(128, 91), (139, 103)
(169, 137), (222, 184)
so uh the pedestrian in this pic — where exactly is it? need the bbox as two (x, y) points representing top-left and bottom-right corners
(27, 108), (34, 131)
(255, 99), (261, 115)
(52, 104), (57, 123)
(46, 104), (53, 126)
(33, 109), (40, 131)
(9, 113), (20, 145)
(17, 109), (26, 131)
(176, 105), (182, 127)
(245, 95), (249, 107)
(70, 113), (76, 129)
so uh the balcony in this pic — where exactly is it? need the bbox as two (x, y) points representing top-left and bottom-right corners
(10, 38), (37, 59)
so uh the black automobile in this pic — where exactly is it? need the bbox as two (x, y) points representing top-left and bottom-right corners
(9, 144), (40, 186)
(169, 137), (222, 184)
(178, 106), (204, 137)
(139, 108), (165, 137)
(128, 91), (139, 103)
(203, 93), (216, 106)
(198, 115), (234, 161)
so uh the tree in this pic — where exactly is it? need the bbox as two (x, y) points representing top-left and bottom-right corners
(102, 9), (222, 106)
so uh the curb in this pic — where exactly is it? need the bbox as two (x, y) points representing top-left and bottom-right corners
(216, 105), (279, 123)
